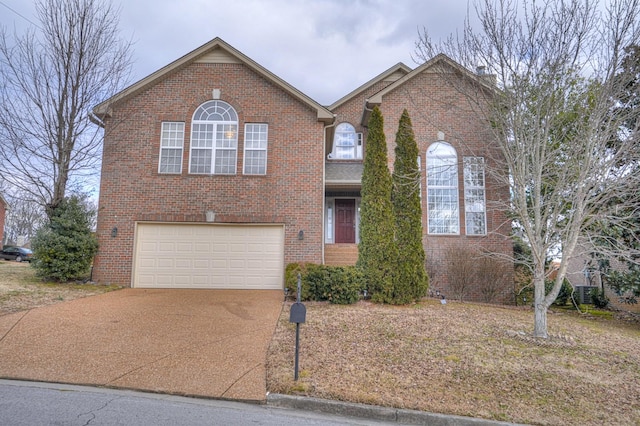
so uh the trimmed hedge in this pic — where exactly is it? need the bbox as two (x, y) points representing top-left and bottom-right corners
(285, 263), (364, 304)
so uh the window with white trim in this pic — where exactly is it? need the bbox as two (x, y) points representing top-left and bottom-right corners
(426, 142), (459, 234)
(463, 157), (487, 235)
(159, 122), (184, 174)
(243, 123), (268, 175)
(189, 100), (238, 174)
(329, 123), (362, 159)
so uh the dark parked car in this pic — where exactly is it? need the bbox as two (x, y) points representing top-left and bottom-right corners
(0, 246), (34, 262)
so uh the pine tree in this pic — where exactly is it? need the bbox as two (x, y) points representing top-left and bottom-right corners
(392, 109), (429, 303)
(32, 195), (98, 282)
(357, 106), (398, 303)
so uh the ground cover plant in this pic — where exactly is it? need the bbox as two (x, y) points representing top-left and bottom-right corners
(267, 299), (640, 426)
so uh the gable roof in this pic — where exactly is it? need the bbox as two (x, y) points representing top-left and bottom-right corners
(362, 54), (497, 125)
(0, 193), (7, 208)
(328, 62), (412, 110)
(92, 37), (335, 124)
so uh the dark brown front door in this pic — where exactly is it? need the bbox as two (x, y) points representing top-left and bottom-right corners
(335, 199), (356, 243)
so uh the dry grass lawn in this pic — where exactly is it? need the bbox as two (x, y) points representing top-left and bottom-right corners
(267, 299), (640, 426)
(0, 261), (120, 315)
(2, 261), (638, 425)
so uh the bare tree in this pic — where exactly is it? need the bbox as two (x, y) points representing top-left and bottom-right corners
(416, 0), (640, 338)
(2, 191), (46, 246)
(0, 0), (132, 214)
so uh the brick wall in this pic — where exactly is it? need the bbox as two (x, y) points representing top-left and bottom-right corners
(93, 62), (325, 286)
(332, 69), (514, 303)
(382, 71), (513, 303)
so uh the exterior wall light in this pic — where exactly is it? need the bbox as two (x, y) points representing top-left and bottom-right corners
(206, 211), (216, 222)
(111, 227), (117, 238)
(298, 230), (304, 240)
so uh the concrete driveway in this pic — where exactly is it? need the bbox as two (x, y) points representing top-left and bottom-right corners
(0, 289), (283, 402)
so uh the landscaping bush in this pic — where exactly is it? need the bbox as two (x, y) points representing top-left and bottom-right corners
(285, 263), (311, 300)
(589, 287), (610, 309)
(31, 195), (98, 282)
(323, 266), (364, 304)
(284, 263), (364, 304)
(606, 269), (640, 304)
(545, 278), (573, 306)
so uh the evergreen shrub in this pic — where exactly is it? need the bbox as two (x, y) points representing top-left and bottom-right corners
(31, 196), (98, 282)
(285, 263), (364, 304)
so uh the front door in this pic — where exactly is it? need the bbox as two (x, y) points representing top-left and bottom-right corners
(335, 199), (356, 243)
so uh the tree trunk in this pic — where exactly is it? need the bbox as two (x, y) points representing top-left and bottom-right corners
(534, 301), (549, 339)
(533, 268), (549, 338)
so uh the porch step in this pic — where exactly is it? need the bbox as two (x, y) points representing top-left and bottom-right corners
(324, 244), (359, 266)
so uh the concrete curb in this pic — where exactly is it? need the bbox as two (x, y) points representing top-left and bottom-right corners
(266, 393), (522, 425)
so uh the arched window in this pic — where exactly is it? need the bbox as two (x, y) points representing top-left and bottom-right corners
(189, 100), (238, 174)
(426, 142), (459, 234)
(330, 123), (362, 159)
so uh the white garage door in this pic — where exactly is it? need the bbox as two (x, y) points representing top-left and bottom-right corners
(133, 223), (284, 289)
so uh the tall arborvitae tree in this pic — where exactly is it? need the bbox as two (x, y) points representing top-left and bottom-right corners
(357, 106), (398, 303)
(392, 109), (428, 303)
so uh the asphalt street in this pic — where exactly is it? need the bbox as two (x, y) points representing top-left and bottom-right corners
(0, 380), (398, 426)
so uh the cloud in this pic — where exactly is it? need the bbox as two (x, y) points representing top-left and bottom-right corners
(1, 0), (470, 104)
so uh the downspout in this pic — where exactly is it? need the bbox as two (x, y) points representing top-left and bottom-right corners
(322, 114), (338, 265)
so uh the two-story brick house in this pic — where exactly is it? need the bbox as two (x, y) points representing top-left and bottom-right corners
(92, 37), (512, 301)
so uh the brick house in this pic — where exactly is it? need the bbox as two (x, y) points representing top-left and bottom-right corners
(92, 37), (513, 301)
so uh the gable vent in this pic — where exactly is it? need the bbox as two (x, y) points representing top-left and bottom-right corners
(195, 48), (241, 64)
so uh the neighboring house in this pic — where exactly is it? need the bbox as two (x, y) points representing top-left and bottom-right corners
(0, 194), (7, 245)
(91, 37), (513, 302)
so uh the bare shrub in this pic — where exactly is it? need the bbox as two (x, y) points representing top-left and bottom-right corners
(443, 246), (477, 302)
(442, 246), (511, 303)
(476, 255), (512, 303)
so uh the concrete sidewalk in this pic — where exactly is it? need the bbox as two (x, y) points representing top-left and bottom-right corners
(0, 288), (283, 402)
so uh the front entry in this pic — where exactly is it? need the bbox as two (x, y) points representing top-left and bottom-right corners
(335, 199), (356, 243)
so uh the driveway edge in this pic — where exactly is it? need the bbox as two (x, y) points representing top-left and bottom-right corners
(266, 393), (522, 425)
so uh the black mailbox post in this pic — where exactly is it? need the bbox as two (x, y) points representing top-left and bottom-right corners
(290, 273), (306, 380)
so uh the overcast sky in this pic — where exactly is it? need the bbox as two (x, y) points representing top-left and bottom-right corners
(0, 0), (472, 105)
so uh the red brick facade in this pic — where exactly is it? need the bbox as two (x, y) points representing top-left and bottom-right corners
(92, 38), (513, 302)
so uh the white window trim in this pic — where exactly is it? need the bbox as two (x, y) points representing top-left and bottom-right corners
(329, 123), (362, 160)
(426, 142), (460, 235)
(243, 123), (268, 175)
(463, 156), (487, 235)
(325, 199), (334, 243)
(158, 122), (184, 174)
(324, 197), (361, 244)
(188, 101), (239, 175)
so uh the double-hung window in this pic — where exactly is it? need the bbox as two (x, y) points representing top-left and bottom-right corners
(189, 100), (238, 174)
(426, 142), (459, 234)
(243, 123), (268, 175)
(463, 157), (487, 235)
(158, 122), (184, 174)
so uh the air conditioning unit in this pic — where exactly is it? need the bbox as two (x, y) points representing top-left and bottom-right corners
(575, 286), (595, 304)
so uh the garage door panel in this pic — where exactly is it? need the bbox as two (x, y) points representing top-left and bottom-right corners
(174, 259), (192, 268)
(134, 224), (284, 289)
(192, 259), (210, 269)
